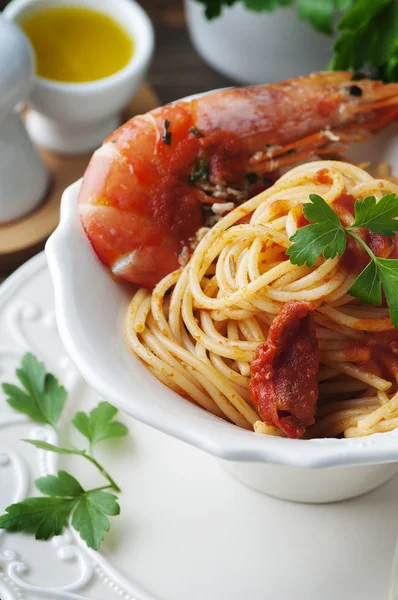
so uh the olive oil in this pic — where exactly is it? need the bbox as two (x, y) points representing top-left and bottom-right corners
(20, 6), (134, 83)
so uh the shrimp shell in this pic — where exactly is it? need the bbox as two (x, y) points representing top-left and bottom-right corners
(79, 71), (398, 288)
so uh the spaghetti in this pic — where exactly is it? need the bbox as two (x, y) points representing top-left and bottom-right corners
(126, 161), (398, 439)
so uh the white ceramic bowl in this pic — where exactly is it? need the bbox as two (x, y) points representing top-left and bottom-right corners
(46, 99), (398, 504)
(185, 0), (335, 84)
(4, 0), (154, 153)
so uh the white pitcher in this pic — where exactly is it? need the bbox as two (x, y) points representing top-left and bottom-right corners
(0, 16), (48, 224)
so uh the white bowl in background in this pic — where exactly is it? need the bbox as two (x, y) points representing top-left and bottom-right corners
(4, 0), (154, 153)
(185, 0), (335, 84)
(46, 96), (398, 504)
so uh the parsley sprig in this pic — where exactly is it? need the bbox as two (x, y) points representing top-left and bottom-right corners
(287, 193), (398, 327)
(0, 353), (128, 550)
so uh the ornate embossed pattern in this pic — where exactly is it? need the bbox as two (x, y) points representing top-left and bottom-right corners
(0, 254), (154, 600)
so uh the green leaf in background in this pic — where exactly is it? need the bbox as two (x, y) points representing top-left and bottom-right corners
(2, 353), (66, 426)
(72, 401), (128, 450)
(336, 0), (390, 29)
(71, 491), (120, 550)
(385, 54), (398, 81)
(194, 0), (239, 19)
(243, 0), (293, 11)
(331, 0), (398, 81)
(369, 1), (398, 74)
(334, 0), (354, 11)
(298, 0), (334, 35)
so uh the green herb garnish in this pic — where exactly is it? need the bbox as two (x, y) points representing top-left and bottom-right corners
(163, 119), (172, 145)
(287, 193), (398, 327)
(0, 354), (128, 550)
(189, 126), (204, 138)
(189, 159), (209, 183)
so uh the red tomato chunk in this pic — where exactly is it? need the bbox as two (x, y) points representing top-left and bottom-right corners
(249, 301), (319, 438)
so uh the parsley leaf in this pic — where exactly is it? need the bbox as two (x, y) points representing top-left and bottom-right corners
(0, 497), (77, 540)
(348, 256), (398, 327)
(376, 258), (398, 328)
(348, 261), (382, 306)
(0, 472), (120, 549)
(2, 353), (66, 426)
(287, 194), (346, 266)
(288, 193), (398, 328)
(72, 491), (120, 551)
(349, 194), (398, 235)
(36, 471), (85, 497)
(72, 402), (128, 449)
(0, 356), (128, 551)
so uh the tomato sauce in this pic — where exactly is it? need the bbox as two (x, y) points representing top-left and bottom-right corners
(343, 333), (398, 381)
(249, 300), (319, 439)
(314, 167), (332, 185)
(291, 204), (310, 229)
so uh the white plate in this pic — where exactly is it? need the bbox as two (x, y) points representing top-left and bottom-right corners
(1, 252), (398, 600)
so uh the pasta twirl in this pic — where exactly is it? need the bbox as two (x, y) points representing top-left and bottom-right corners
(126, 161), (398, 440)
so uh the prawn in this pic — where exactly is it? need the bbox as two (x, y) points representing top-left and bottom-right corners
(78, 71), (398, 289)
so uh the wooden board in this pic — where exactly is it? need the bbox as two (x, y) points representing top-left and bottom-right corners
(0, 82), (160, 275)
